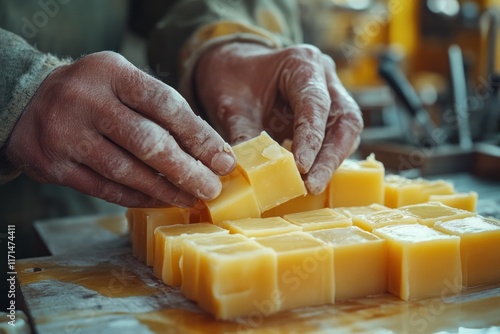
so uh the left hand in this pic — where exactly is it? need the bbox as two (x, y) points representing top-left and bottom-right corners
(195, 42), (363, 195)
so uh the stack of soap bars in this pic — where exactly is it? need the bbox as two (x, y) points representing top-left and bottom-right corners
(126, 131), (500, 320)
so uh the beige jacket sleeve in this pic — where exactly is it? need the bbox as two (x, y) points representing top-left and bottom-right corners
(0, 28), (71, 183)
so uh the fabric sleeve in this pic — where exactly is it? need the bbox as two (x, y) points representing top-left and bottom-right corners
(0, 28), (71, 183)
(147, 0), (303, 106)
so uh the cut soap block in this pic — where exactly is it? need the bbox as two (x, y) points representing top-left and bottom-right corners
(129, 207), (191, 263)
(336, 204), (389, 218)
(232, 131), (306, 211)
(153, 223), (228, 286)
(195, 240), (279, 320)
(145, 207), (191, 266)
(204, 169), (260, 225)
(350, 209), (418, 232)
(434, 216), (500, 288)
(283, 208), (352, 231)
(308, 226), (387, 301)
(220, 217), (301, 237)
(429, 192), (478, 212)
(384, 175), (455, 208)
(373, 224), (462, 301)
(328, 153), (385, 208)
(181, 234), (249, 302)
(261, 191), (328, 218)
(397, 202), (475, 226)
(255, 232), (335, 311)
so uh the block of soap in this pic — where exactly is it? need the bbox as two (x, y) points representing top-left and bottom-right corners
(384, 175), (455, 208)
(220, 217), (301, 237)
(434, 216), (500, 287)
(145, 207), (191, 266)
(429, 192), (478, 212)
(327, 153), (385, 208)
(283, 208), (352, 231)
(255, 232), (335, 311)
(129, 207), (190, 263)
(181, 233), (250, 302)
(309, 226), (387, 300)
(261, 191), (328, 218)
(373, 224), (462, 301)
(232, 131), (306, 211)
(153, 223), (228, 286)
(397, 202), (475, 226)
(351, 209), (418, 232)
(336, 204), (389, 218)
(195, 240), (279, 320)
(204, 169), (261, 226)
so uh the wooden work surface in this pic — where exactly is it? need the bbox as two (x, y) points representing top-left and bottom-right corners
(18, 173), (500, 333)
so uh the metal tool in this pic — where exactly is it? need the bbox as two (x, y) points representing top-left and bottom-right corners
(448, 44), (473, 149)
(378, 52), (444, 146)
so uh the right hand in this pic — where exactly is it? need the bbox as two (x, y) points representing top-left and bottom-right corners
(4, 51), (236, 208)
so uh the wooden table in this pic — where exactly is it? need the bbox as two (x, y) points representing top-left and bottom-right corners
(16, 174), (500, 333)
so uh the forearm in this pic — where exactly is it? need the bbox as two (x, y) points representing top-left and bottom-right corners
(0, 28), (70, 183)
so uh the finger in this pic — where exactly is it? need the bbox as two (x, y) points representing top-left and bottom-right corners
(48, 161), (171, 208)
(304, 56), (364, 195)
(69, 129), (197, 207)
(112, 64), (236, 176)
(93, 103), (223, 201)
(278, 46), (331, 174)
(217, 101), (264, 145)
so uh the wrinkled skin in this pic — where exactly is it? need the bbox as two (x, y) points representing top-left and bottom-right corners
(195, 42), (363, 195)
(4, 51), (236, 208)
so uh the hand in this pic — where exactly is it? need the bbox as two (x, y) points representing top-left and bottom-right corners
(4, 51), (236, 208)
(195, 42), (363, 195)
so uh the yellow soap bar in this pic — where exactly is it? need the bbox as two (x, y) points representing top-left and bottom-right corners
(384, 175), (455, 208)
(261, 191), (328, 218)
(434, 216), (500, 288)
(129, 207), (190, 263)
(232, 131), (306, 211)
(255, 232), (335, 311)
(327, 153), (385, 208)
(145, 207), (191, 266)
(195, 241), (279, 320)
(336, 204), (389, 218)
(204, 169), (261, 226)
(309, 226), (387, 300)
(153, 223), (228, 286)
(220, 217), (301, 237)
(397, 202), (475, 226)
(373, 224), (462, 301)
(429, 191), (478, 212)
(181, 234), (249, 302)
(283, 208), (352, 231)
(350, 209), (418, 232)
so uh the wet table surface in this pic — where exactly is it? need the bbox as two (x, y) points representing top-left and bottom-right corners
(17, 173), (500, 334)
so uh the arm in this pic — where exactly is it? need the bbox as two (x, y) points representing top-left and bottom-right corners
(0, 28), (236, 207)
(148, 0), (363, 195)
(0, 28), (71, 182)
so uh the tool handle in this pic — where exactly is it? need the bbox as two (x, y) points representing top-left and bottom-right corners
(378, 59), (425, 118)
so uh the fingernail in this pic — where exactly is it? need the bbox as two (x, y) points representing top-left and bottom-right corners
(296, 150), (315, 174)
(212, 147), (236, 175)
(306, 167), (331, 195)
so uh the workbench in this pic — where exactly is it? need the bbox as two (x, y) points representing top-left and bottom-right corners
(14, 173), (500, 333)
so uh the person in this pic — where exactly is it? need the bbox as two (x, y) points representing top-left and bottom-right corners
(0, 0), (363, 250)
